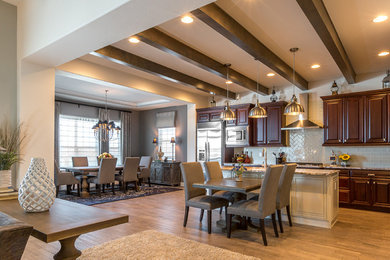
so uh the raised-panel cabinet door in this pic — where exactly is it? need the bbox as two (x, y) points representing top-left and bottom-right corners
(323, 99), (343, 145)
(266, 106), (282, 144)
(252, 117), (267, 146)
(209, 111), (222, 122)
(197, 112), (210, 123)
(343, 97), (364, 143)
(236, 108), (248, 125)
(350, 177), (371, 206)
(371, 178), (390, 208)
(365, 94), (387, 143)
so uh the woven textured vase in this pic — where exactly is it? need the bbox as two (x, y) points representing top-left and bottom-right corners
(18, 158), (56, 212)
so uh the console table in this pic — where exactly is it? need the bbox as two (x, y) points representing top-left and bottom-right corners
(150, 161), (181, 186)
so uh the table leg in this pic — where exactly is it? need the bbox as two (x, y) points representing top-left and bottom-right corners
(53, 235), (81, 260)
(80, 175), (89, 198)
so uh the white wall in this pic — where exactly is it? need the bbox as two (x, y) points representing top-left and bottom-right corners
(187, 104), (197, 162)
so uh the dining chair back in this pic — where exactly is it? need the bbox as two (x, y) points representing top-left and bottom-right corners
(122, 157), (140, 183)
(54, 160), (80, 197)
(97, 158), (117, 184)
(204, 161), (223, 181)
(138, 156), (152, 187)
(257, 165), (284, 219)
(180, 162), (206, 202)
(139, 156), (152, 169)
(72, 157), (88, 167)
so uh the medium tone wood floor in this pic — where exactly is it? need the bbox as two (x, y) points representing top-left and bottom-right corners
(23, 189), (390, 259)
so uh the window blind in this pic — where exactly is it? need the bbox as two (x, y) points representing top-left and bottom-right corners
(156, 111), (176, 128)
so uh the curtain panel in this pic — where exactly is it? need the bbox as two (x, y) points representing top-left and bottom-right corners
(54, 101), (61, 166)
(121, 111), (132, 162)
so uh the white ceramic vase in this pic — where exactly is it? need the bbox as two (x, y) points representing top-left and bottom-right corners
(0, 170), (12, 191)
(18, 158), (56, 212)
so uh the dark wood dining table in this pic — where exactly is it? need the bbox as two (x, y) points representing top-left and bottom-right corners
(62, 166), (123, 198)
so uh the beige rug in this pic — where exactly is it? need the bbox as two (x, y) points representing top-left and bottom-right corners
(79, 230), (260, 260)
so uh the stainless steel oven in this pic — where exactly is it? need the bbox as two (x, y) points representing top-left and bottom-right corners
(225, 126), (250, 147)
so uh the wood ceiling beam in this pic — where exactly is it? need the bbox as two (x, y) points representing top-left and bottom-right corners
(91, 46), (236, 100)
(192, 3), (308, 90)
(296, 0), (356, 84)
(137, 28), (269, 95)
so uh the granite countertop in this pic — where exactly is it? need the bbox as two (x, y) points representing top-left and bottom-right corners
(221, 166), (339, 176)
(223, 163), (390, 171)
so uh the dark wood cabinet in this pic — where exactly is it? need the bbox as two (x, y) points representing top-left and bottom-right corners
(196, 108), (222, 123)
(209, 111), (221, 122)
(266, 105), (284, 144)
(150, 161), (181, 186)
(365, 94), (388, 143)
(252, 116), (267, 146)
(322, 88), (390, 146)
(350, 176), (371, 206)
(323, 99), (343, 145)
(339, 170), (350, 204)
(197, 111), (210, 123)
(343, 97), (364, 144)
(236, 107), (249, 125)
(371, 178), (390, 209)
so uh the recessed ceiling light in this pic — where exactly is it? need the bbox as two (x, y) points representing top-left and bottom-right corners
(181, 15), (193, 24)
(225, 80), (233, 84)
(128, 37), (140, 43)
(378, 51), (389, 56)
(267, 72), (275, 77)
(373, 15), (388, 23)
(311, 64), (321, 69)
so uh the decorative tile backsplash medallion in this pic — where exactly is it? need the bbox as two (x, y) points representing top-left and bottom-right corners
(241, 129), (390, 168)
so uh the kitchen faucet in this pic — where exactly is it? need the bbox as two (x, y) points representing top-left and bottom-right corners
(261, 148), (267, 169)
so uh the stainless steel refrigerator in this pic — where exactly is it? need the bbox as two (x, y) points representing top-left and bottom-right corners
(197, 122), (223, 164)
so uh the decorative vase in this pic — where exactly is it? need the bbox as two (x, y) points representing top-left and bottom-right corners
(340, 160), (348, 167)
(18, 158), (56, 212)
(236, 174), (243, 182)
(157, 146), (164, 161)
(0, 170), (12, 191)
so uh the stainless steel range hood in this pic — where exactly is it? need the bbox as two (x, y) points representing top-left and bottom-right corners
(281, 93), (322, 130)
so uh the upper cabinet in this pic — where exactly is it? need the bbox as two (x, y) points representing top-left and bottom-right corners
(321, 89), (390, 146)
(196, 104), (253, 125)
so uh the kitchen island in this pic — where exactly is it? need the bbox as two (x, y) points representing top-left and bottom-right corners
(222, 166), (339, 229)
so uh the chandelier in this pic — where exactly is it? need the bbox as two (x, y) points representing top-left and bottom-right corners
(92, 90), (121, 142)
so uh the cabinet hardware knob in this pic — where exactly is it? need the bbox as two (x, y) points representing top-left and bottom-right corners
(383, 138), (386, 141)
(373, 182), (376, 184)
(344, 139), (347, 142)
(367, 181), (369, 184)
(339, 139), (341, 142)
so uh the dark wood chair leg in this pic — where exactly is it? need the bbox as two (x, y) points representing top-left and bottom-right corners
(272, 213), (279, 237)
(207, 210), (212, 234)
(227, 213), (232, 238)
(219, 207), (223, 214)
(112, 182), (115, 195)
(77, 184), (80, 197)
(277, 209), (284, 233)
(97, 184), (101, 197)
(286, 205), (293, 226)
(102, 184), (105, 193)
(183, 206), (189, 227)
(56, 186), (59, 197)
(148, 177), (151, 187)
(199, 209), (204, 222)
(259, 219), (267, 246)
(135, 181), (139, 192)
(66, 185), (71, 195)
(243, 216), (248, 230)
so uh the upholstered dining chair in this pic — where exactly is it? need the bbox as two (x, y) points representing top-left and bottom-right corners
(138, 156), (152, 187)
(116, 157), (140, 192)
(203, 161), (234, 218)
(180, 162), (229, 234)
(226, 165), (283, 246)
(54, 161), (80, 197)
(72, 156), (88, 167)
(87, 158), (117, 196)
(276, 163), (297, 233)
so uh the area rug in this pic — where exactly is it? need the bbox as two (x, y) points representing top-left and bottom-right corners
(58, 185), (181, 206)
(79, 230), (260, 260)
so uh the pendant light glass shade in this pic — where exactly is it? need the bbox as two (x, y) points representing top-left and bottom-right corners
(249, 100), (267, 118)
(284, 47), (304, 116)
(220, 64), (236, 121)
(284, 94), (305, 115)
(220, 101), (236, 121)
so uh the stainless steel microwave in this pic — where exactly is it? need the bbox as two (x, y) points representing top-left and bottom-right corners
(225, 126), (250, 147)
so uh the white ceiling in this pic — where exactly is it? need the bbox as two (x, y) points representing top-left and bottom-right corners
(55, 73), (187, 111)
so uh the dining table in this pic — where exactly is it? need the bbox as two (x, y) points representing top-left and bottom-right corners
(193, 177), (262, 229)
(62, 165), (124, 198)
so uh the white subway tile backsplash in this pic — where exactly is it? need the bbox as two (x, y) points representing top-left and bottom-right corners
(243, 129), (390, 168)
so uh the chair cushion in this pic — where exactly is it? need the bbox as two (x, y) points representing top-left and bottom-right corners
(186, 195), (229, 210)
(213, 191), (234, 202)
(246, 188), (260, 200)
(115, 175), (124, 182)
(227, 200), (262, 219)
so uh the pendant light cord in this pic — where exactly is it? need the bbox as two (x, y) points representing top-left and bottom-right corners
(256, 61), (260, 100)
(293, 51), (296, 96)
(226, 65), (229, 100)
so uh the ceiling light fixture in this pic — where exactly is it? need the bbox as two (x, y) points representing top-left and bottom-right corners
(249, 60), (267, 119)
(267, 72), (275, 77)
(373, 15), (388, 23)
(284, 48), (305, 116)
(220, 64), (236, 121)
(311, 64), (320, 69)
(181, 15), (193, 24)
(128, 37), (140, 43)
(378, 51), (389, 56)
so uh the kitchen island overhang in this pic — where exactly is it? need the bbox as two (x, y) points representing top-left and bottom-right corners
(222, 166), (339, 229)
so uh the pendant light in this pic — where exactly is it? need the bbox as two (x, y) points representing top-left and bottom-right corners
(220, 64), (236, 121)
(249, 60), (267, 118)
(284, 48), (305, 116)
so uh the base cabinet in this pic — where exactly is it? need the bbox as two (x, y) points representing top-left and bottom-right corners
(150, 161), (181, 186)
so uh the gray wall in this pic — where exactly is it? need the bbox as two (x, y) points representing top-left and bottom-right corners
(0, 1), (17, 125)
(138, 105), (188, 162)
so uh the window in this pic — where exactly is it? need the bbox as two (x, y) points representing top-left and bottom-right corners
(59, 115), (99, 167)
(158, 127), (175, 160)
(109, 120), (122, 164)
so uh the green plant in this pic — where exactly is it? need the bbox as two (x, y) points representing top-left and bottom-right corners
(0, 120), (25, 171)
